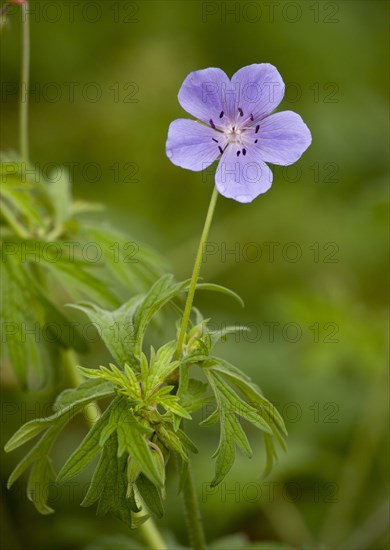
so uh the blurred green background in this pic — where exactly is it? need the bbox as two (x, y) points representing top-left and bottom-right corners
(1, 1), (388, 549)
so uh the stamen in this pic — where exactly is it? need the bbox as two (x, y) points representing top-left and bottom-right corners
(212, 138), (218, 143)
(218, 146), (223, 154)
(219, 111), (224, 118)
(255, 125), (260, 133)
(238, 108), (244, 117)
(242, 148), (246, 156)
(254, 139), (258, 143)
(237, 151), (241, 157)
(210, 119), (216, 129)
(250, 113), (254, 121)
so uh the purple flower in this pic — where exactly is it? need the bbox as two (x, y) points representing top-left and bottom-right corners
(166, 64), (312, 203)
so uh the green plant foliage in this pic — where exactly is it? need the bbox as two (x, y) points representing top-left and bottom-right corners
(0, 152), (165, 387)
(5, 274), (286, 526)
(5, 379), (115, 513)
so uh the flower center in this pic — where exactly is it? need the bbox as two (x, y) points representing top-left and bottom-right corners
(226, 127), (244, 143)
(210, 108), (260, 157)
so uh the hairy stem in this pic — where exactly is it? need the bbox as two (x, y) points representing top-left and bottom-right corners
(20, 2), (30, 164)
(173, 188), (219, 550)
(175, 186), (218, 360)
(180, 461), (207, 550)
(138, 511), (168, 550)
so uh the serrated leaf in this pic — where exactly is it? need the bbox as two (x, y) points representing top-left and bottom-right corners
(146, 340), (178, 391)
(127, 456), (141, 490)
(7, 421), (66, 488)
(53, 378), (115, 414)
(81, 447), (110, 508)
(139, 352), (149, 382)
(6, 380), (114, 454)
(263, 433), (278, 478)
(57, 399), (117, 483)
(71, 275), (192, 367)
(5, 378), (118, 514)
(159, 396), (192, 419)
(211, 372), (273, 434)
(176, 429), (198, 454)
(208, 358), (287, 436)
(136, 474), (164, 519)
(81, 433), (140, 527)
(4, 417), (53, 452)
(147, 385), (175, 401)
(211, 429), (236, 487)
(113, 399), (163, 487)
(203, 369), (275, 486)
(209, 378), (253, 487)
(132, 274), (174, 338)
(199, 407), (219, 427)
(70, 297), (141, 368)
(132, 275), (191, 354)
(227, 411), (252, 458)
(78, 364), (140, 402)
(27, 455), (56, 514)
(156, 425), (188, 460)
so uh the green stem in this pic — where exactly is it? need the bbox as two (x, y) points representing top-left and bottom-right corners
(138, 510), (168, 550)
(175, 186), (218, 360)
(61, 348), (84, 387)
(20, 2), (30, 164)
(61, 348), (167, 550)
(172, 188), (219, 550)
(181, 461), (207, 550)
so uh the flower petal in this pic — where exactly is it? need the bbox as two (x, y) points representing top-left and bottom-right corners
(215, 145), (273, 203)
(255, 111), (312, 166)
(230, 63), (285, 122)
(178, 68), (231, 126)
(166, 119), (223, 171)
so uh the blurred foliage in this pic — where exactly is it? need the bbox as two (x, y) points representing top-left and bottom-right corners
(0, 1), (388, 549)
(0, 152), (165, 387)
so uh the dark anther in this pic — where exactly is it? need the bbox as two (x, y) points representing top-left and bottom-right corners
(237, 151), (241, 157)
(242, 148), (246, 156)
(238, 107), (244, 116)
(255, 125), (260, 133)
(212, 138), (218, 143)
(219, 111), (224, 118)
(250, 113), (254, 121)
(210, 119), (216, 129)
(218, 146), (223, 154)
(254, 139), (258, 143)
